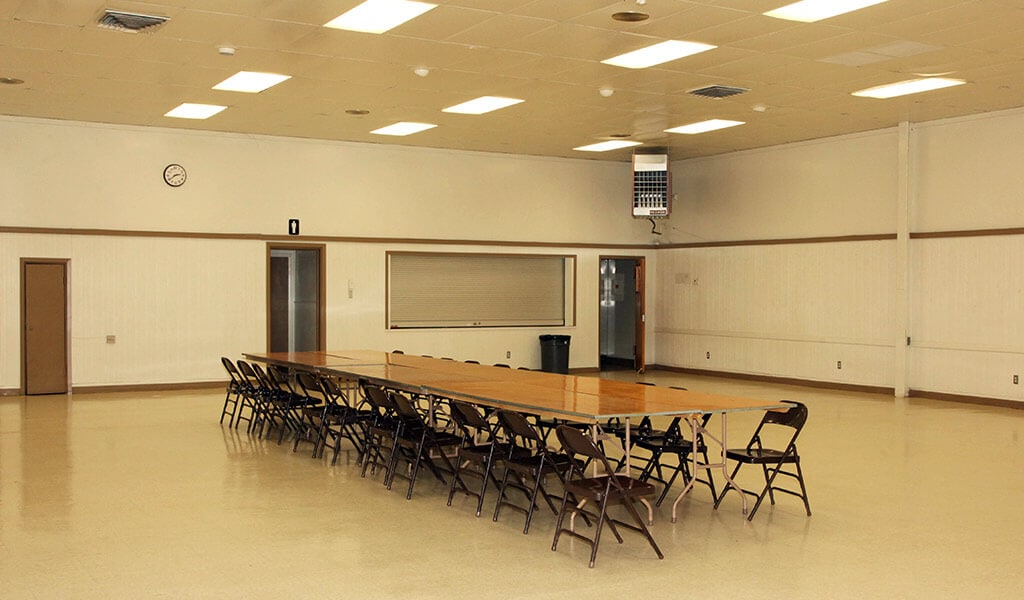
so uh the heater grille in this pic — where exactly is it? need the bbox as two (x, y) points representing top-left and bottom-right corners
(688, 84), (749, 99)
(98, 10), (169, 33)
(632, 154), (670, 218)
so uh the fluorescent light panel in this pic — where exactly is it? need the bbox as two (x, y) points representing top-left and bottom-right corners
(666, 119), (745, 135)
(573, 140), (642, 152)
(164, 103), (227, 119)
(324, 0), (436, 34)
(764, 0), (889, 23)
(852, 77), (966, 99)
(602, 40), (716, 69)
(213, 71), (291, 93)
(371, 122), (437, 136)
(442, 96), (524, 115)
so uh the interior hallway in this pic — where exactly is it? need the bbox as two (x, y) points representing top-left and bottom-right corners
(2, 371), (1022, 598)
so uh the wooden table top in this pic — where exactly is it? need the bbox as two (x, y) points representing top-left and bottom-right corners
(244, 350), (783, 422)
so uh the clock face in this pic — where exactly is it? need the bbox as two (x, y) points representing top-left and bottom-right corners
(163, 164), (187, 187)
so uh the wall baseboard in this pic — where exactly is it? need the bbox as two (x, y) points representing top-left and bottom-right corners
(647, 364), (896, 396)
(908, 389), (1024, 410)
(71, 381), (226, 395)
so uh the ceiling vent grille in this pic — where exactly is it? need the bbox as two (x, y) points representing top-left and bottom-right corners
(97, 10), (169, 33)
(688, 85), (750, 99)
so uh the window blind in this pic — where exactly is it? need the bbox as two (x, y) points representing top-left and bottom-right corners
(388, 252), (572, 328)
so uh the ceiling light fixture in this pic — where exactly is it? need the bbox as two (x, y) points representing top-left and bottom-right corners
(164, 103), (227, 120)
(574, 140), (642, 152)
(851, 77), (966, 99)
(602, 40), (716, 69)
(442, 96), (524, 115)
(764, 0), (890, 23)
(213, 71), (291, 93)
(413, 67), (430, 77)
(324, 0), (436, 34)
(599, 87), (614, 97)
(371, 122), (437, 136)
(1, 77), (25, 85)
(666, 119), (745, 134)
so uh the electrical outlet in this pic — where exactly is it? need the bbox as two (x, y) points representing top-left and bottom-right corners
(506, 350), (511, 359)
(106, 335), (116, 344)
(837, 360), (842, 370)
(1014, 374), (1019, 385)
(706, 351), (710, 359)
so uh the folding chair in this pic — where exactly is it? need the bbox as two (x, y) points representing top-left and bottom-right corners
(713, 400), (811, 521)
(552, 424), (664, 568)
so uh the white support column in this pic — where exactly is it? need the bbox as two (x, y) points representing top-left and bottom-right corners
(894, 121), (913, 398)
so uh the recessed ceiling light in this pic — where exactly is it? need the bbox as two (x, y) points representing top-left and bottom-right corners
(764, 0), (889, 23)
(851, 77), (966, 99)
(666, 119), (745, 134)
(213, 71), (291, 93)
(164, 103), (227, 120)
(574, 140), (643, 152)
(324, 0), (436, 34)
(602, 40), (716, 69)
(371, 122), (437, 136)
(442, 96), (524, 115)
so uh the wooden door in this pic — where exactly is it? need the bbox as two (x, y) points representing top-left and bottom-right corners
(22, 260), (70, 395)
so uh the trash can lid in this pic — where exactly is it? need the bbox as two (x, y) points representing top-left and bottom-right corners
(539, 334), (570, 342)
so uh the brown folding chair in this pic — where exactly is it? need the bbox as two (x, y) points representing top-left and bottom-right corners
(552, 424), (664, 568)
(713, 400), (811, 521)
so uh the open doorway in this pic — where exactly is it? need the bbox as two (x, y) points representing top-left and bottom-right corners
(599, 256), (645, 373)
(267, 244), (325, 353)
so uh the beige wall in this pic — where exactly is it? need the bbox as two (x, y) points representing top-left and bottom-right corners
(1, 116), (655, 389)
(7, 105), (1024, 401)
(659, 107), (1024, 402)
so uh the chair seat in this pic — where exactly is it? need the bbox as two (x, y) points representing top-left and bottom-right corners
(725, 447), (795, 463)
(566, 474), (656, 501)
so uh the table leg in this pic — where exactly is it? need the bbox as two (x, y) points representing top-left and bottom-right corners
(671, 412), (747, 522)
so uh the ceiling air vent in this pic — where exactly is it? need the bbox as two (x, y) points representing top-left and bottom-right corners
(688, 85), (750, 99)
(98, 10), (169, 33)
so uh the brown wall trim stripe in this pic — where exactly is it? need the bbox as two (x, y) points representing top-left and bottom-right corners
(910, 227), (1024, 239)
(0, 225), (651, 250)
(8, 225), (1024, 252)
(658, 233), (897, 249)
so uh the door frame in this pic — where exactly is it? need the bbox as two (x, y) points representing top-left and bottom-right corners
(598, 255), (646, 373)
(265, 243), (326, 352)
(21, 258), (72, 395)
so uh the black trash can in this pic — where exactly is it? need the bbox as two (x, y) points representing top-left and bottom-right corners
(539, 334), (570, 374)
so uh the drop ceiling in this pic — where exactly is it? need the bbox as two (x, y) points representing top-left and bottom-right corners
(1, 0), (1023, 160)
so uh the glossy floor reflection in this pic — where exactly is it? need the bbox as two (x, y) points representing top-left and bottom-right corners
(2, 373), (1023, 598)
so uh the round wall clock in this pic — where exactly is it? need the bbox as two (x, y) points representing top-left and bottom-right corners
(163, 163), (187, 187)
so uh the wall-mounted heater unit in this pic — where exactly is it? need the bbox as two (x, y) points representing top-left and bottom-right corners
(632, 153), (671, 218)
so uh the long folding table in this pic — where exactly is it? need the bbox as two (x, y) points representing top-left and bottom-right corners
(243, 350), (783, 519)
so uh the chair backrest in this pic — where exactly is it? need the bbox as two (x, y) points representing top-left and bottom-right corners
(362, 384), (395, 414)
(221, 356), (241, 379)
(748, 401), (808, 451)
(555, 425), (615, 476)
(295, 371), (326, 403)
(389, 391), (425, 427)
(494, 409), (544, 448)
(450, 400), (491, 433)
(236, 360), (269, 393)
(319, 375), (352, 407)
